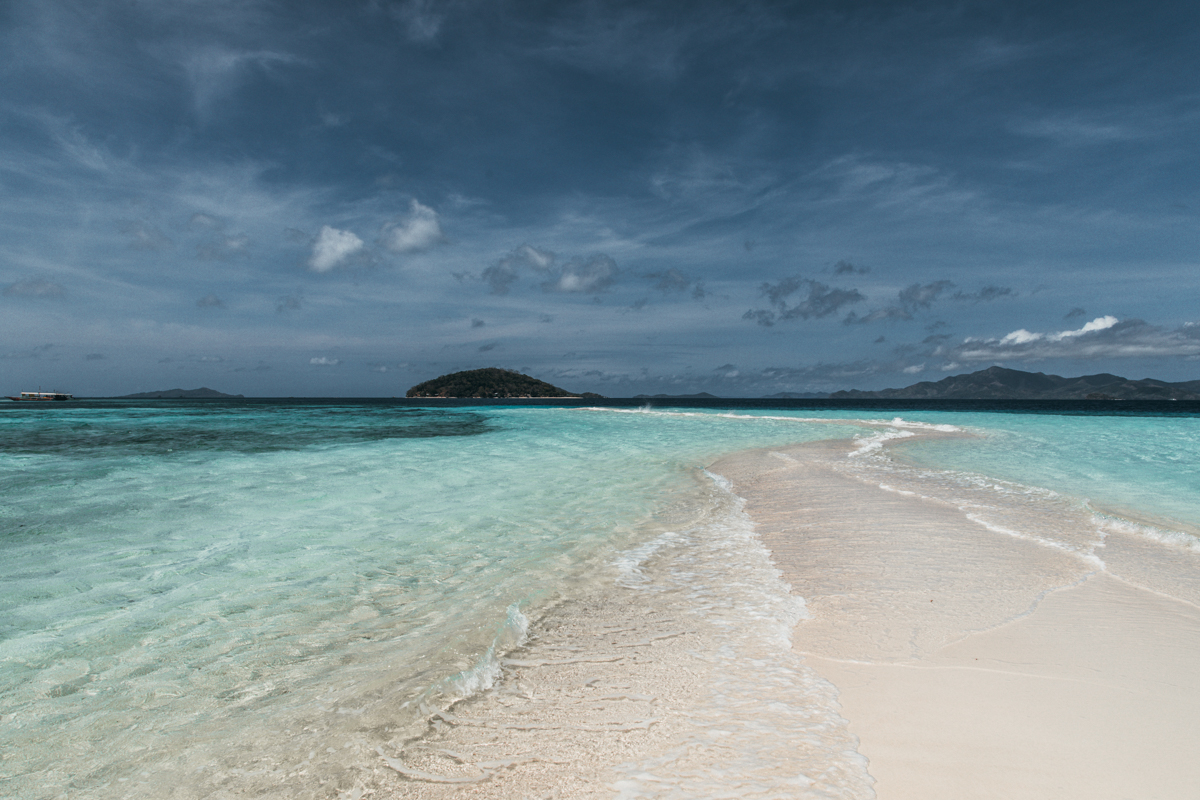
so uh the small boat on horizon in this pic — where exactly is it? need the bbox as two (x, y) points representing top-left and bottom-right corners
(6, 391), (74, 401)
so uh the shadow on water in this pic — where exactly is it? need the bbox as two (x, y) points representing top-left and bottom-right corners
(0, 400), (494, 456)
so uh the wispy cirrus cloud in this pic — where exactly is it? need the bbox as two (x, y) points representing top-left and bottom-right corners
(117, 220), (172, 251)
(3, 278), (66, 298)
(183, 46), (305, 116)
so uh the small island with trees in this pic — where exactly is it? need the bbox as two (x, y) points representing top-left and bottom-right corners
(407, 368), (603, 399)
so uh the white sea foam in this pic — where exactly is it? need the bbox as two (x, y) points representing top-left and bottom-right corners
(849, 427), (915, 455)
(604, 470), (870, 798)
(447, 604), (531, 697)
(1091, 512), (1200, 553)
(614, 530), (683, 587)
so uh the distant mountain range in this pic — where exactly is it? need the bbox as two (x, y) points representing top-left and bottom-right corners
(829, 366), (1200, 400)
(634, 392), (722, 400)
(110, 367), (1199, 401)
(762, 391), (831, 399)
(116, 387), (244, 399)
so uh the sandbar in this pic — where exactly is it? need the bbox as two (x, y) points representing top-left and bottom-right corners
(712, 440), (1200, 800)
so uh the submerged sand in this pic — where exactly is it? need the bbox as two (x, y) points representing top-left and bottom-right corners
(712, 438), (1200, 800)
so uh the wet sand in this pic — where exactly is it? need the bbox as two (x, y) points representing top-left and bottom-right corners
(712, 439), (1200, 800)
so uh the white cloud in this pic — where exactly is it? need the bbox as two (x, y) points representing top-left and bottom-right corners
(513, 243), (555, 271)
(997, 328), (1041, 345)
(380, 200), (444, 253)
(543, 254), (620, 294)
(945, 317), (1200, 362)
(309, 225), (364, 272)
(310, 356), (340, 366)
(995, 315), (1119, 347)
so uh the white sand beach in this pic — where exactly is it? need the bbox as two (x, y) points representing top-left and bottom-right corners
(712, 439), (1200, 800)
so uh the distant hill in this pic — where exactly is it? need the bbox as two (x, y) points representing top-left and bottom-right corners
(117, 387), (244, 399)
(407, 368), (601, 399)
(829, 366), (1200, 400)
(762, 391), (831, 399)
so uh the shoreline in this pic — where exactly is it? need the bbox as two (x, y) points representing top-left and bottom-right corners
(712, 437), (1200, 799)
(351, 443), (878, 799)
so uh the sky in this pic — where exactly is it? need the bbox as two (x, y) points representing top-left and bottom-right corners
(2, 0), (1199, 397)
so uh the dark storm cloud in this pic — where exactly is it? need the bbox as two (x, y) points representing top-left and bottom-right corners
(745, 277), (865, 326)
(844, 281), (955, 324)
(900, 281), (956, 312)
(642, 268), (707, 300)
(953, 285), (1016, 303)
(950, 286), (1017, 302)
(833, 260), (869, 275)
(480, 244), (556, 295)
(1065, 307), (1088, 320)
(480, 262), (519, 295)
(645, 268), (691, 292)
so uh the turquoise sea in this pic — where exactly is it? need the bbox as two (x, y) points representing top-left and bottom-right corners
(2, 399), (1198, 798)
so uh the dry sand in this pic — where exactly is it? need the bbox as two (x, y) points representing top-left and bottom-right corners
(712, 439), (1200, 800)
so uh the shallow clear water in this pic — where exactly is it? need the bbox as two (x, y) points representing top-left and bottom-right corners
(890, 411), (1200, 531)
(2, 400), (1197, 798)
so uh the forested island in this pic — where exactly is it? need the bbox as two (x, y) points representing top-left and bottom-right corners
(407, 368), (602, 399)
